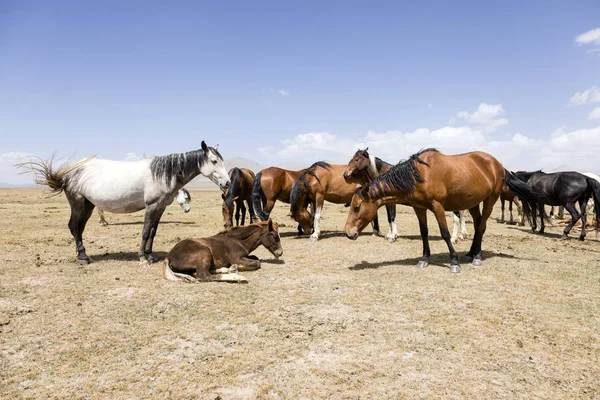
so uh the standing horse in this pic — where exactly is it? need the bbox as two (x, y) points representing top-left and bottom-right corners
(344, 149), (538, 273)
(514, 170), (600, 240)
(97, 188), (192, 226)
(290, 162), (359, 241)
(222, 167), (259, 228)
(163, 220), (283, 283)
(342, 148), (398, 242)
(17, 142), (230, 265)
(499, 184), (524, 225)
(251, 166), (307, 221)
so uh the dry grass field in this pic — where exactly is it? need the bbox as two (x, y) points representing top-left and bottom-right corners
(1, 188), (599, 399)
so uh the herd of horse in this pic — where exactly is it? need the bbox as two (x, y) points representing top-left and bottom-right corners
(17, 142), (600, 281)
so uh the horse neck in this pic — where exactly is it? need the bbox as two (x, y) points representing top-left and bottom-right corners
(226, 225), (265, 252)
(369, 181), (411, 205)
(151, 150), (205, 187)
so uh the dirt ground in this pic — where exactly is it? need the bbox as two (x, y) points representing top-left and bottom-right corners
(1, 188), (599, 399)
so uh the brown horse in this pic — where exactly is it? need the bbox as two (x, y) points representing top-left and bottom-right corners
(342, 148), (398, 242)
(344, 149), (537, 273)
(222, 167), (259, 228)
(162, 220), (283, 283)
(252, 167), (307, 222)
(499, 184), (524, 225)
(290, 162), (359, 241)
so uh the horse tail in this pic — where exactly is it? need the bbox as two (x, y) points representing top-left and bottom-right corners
(252, 171), (269, 221)
(503, 168), (541, 226)
(586, 177), (600, 232)
(162, 258), (197, 283)
(15, 155), (93, 196)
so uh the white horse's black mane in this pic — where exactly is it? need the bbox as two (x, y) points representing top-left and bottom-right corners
(150, 148), (223, 186)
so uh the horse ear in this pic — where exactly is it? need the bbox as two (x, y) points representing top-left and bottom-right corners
(201, 141), (208, 153)
(214, 144), (219, 150)
(268, 218), (274, 231)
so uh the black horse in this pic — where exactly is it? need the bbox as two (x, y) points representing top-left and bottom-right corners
(514, 170), (600, 240)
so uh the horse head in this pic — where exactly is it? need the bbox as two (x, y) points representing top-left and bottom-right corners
(343, 148), (371, 181)
(200, 141), (230, 191)
(345, 186), (378, 240)
(176, 188), (191, 213)
(261, 219), (283, 258)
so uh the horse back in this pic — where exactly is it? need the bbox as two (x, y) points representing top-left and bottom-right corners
(305, 164), (359, 204)
(167, 236), (248, 272)
(416, 151), (504, 210)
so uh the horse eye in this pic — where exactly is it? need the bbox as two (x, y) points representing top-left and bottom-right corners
(354, 204), (360, 212)
(212, 160), (217, 165)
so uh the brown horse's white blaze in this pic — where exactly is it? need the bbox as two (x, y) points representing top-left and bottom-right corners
(344, 149), (539, 273)
(163, 219), (282, 283)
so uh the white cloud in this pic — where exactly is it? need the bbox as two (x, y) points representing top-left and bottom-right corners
(570, 86), (600, 106)
(278, 89), (289, 96)
(589, 107), (600, 120)
(575, 27), (600, 53)
(457, 103), (508, 132)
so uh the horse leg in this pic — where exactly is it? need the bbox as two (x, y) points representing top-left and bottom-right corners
(561, 202), (581, 240)
(430, 203), (460, 273)
(67, 196), (95, 265)
(508, 201), (514, 224)
(98, 209), (108, 226)
(309, 195), (325, 242)
(558, 205), (565, 219)
(466, 195), (497, 267)
(578, 197), (588, 241)
(514, 197), (525, 226)
(240, 201), (247, 226)
(460, 210), (468, 238)
(385, 204), (398, 243)
(139, 205), (166, 265)
(500, 199), (506, 223)
(414, 208), (430, 268)
(230, 256), (261, 271)
(451, 211), (460, 244)
(371, 213), (381, 237)
(538, 203), (546, 234)
(466, 205), (482, 262)
(247, 199), (259, 223)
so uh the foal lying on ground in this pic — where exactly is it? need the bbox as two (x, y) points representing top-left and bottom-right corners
(163, 220), (283, 283)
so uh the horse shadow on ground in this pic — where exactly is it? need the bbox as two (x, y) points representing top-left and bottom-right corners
(95, 251), (168, 262)
(104, 221), (196, 226)
(279, 230), (347, 240)
(260, 258), (286, 265)
(504, 225), (566, 239)
(349, 250), (527, 272)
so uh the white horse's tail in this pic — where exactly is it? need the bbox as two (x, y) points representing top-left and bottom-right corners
(162, 258), (197, 283)
(15, 155), (94, 196)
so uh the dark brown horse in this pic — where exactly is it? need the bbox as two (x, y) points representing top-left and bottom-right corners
(252, 167), (307, 221)
(342, 149), (398, 242)
(222, 167), (259, 228)
(499, 184), (524, 225)
(163, 220), (283, 283)
(290, 162), (359, 241)
(344, 149), (538, 273)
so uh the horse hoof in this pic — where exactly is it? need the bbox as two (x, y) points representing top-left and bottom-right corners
(385, 235), (397, 243)
(579, 236), (585, 241)
(472, 258), (482, 267)
(561, 235), (568, 240)
(78, 257), (90, 265)
(309, 236), (319, 243)
(450, 265), (461, 274)
(416, 260), (428, 268)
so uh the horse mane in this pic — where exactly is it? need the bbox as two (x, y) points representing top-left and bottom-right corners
(181, 187), (191, 201)
(150, 147), (222, 186)
(216, 221), (276, 238)
(289, 161), (331, 215)
(369, 148), (436, 197)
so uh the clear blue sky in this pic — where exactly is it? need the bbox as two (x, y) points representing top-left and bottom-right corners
(1, 1), (600, 183)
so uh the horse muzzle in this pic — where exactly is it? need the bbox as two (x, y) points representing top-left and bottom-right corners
(346, 229), (359, 240)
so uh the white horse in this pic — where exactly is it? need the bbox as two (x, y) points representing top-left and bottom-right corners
(451, 210), (468, 244)
(97, 187), (192, 226)
(17, 141), (229, 265)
